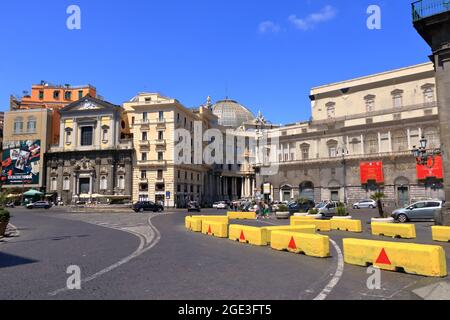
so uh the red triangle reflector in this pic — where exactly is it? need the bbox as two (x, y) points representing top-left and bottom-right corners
(240, 230), (246, 241)
(376, 248), (391, 265)
(208, 226), (212, 234)
(288, 237), (297, 250)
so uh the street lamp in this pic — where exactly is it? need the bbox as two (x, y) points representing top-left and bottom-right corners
(411, 136), (441, 168)
(337, 145), (349, 205)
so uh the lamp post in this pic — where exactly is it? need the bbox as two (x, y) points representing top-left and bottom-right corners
(337, 145), (349, 205)
(411, 136), (441, 168)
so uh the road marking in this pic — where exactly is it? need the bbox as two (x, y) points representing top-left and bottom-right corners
(313, 239), (344, 301)
(49, 214), (163, 297)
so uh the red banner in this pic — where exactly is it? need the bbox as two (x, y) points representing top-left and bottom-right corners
(417, 155), (443, 180)
(360, 161), (384, 184)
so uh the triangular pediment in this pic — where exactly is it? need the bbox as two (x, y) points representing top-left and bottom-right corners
(61, 95), (120, 113)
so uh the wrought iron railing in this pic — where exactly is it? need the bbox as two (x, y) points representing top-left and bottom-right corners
(412, 0), (450, 21)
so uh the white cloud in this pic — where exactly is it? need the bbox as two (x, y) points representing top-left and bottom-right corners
(258, 21), (281, 34)
(289, 5), (337, 31)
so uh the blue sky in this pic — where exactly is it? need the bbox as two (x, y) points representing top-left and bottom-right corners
(0, 0), (432, 125)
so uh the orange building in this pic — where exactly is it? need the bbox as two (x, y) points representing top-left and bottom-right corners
(10, 82), (97, 145)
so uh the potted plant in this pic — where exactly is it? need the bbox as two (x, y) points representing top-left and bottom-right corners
(275, 204), (290, 219)
(332, 203), (352, 220)
(370, 192), (394, 223)
(0, 209), (10, 237)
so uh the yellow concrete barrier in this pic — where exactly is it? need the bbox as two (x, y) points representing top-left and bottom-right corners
(371, 222), (416, 239)
(291, 219), (332, 232)
(432, 226), (450, 243)
(331, 219), (363, 233)
(227, 212), (257, 220)
(260, 225), (316, 244)
(185, 216), (193, 230)
(290, 216), (318, 224)
(229, 225), (268, 246)
(271, 231), (330, 258)
(202, 220), (228, 238)
(343, 238), (447, 277)
(188, 215), (229, 233)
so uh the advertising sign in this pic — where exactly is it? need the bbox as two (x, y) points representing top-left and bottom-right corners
(360, 161), (384, 184)
(417, 155), (443, 180)
(1, 140), (41, 185)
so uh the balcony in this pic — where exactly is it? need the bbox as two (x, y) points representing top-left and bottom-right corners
(155, 139), (166, 147)
(156, 119), (166, 129)
(138, 140), (150, 147)
(137, 160), (168, 167)
(156, 177), (165, 183)
(139, 177), (148, 184)
(412, 0), (450, 22)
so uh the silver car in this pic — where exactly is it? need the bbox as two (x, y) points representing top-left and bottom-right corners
(391, 200), (443, 223)
(352, 199), (377, 209)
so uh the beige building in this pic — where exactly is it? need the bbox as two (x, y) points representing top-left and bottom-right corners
(124, 93), (221, 207)
(1, 109), (52, 190)
(258, 62), (442, 206)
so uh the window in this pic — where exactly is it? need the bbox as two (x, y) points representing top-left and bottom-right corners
(64, 91), (72, 100)
(157, 170), (163, 180)
(27, 117), (37, 133)
(14, 117), (23, 134)
(424, 87), (434, 104)
(158, 111), (164, 121)
(78, 90), (83, 99)
(65, 130), (72, 144)
(364, 95), (376, 113)
(365, 134), (379, 154)
(145, 97), (152, 103)
(158, 131), (164, 140)
(177, 170), (181, 179)
(118, 176), (125, 190)
(423, 128), (440, 149)
(39, 91), (44, 100)
(301, 144), (310, 160)
(51, 178), (57, 191)
(393, 113), (402, 121)
(329, 147), (337, 158)
(326, 102), (336, 119)
(53, 90), (60, 100)
(100, 176), (108, 190)
(158, 152), (164, 161)
(63, 177), (70, 191)
(142, 132), (148, 141)
(143, 112), (148, 122)
(177, 113), (180, 123)
(141, 153), (147, 161)
(392, 90), (403, 108)
(141, 170), (147, 179)
(102, 129), (108, 142)
(80, 126), (94, 146)
(132, 117), (135, 125)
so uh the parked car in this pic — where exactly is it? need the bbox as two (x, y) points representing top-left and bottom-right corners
(317, 201), (341, 218)
(288, 200), (316, 214)
(133, 201), (164, 213)
(216, 201), (228, 210)
(187, 201), (201, 212)
(212, 202), (220, 209)
(26, 201), (51, 210)
(353, 199), (377, 209)
(391, 200), (443, 223)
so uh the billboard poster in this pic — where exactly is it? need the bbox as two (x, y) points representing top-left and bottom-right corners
(360, 161), (384, 184)
(1, 140), (41, 185)
(417, 155), (444, 180)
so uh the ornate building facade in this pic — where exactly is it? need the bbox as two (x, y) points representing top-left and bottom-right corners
(45, 96), (133, 204)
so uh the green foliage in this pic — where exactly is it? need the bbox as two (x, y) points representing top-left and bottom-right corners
(370, 192), (387, 218)
(0, 209), (10, 223)
(308, 208), (319, 215)
(336, 203), (348, 217)
(296, 198), (310, 204)
(278, 204), (288, 212)
(0, 191), (8, 208)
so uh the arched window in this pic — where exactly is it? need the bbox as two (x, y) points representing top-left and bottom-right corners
(421, 84), (435, 104)
(118, 176), (125, 190)
(27, 116), (37, 133)
(391, 89), (404, 108)
(63, 177), (70, 190)
(327, 140), (338, 158)
(51, 178), (57, 191)
(14, 117), (24, 134)
(392, 130), (408, 152)
(365, 134), (379, 154)
(364, 95), (376, 113)
(100, 176), (108, 190)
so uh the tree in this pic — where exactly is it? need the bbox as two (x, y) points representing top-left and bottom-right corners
(371, 192), (386, 218)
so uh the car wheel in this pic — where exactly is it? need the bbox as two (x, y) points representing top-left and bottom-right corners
(45, 206), (50, 210)
(397, 214), (409, 223)
(369, 205), (374, 209)
(139, 208), (144, 213)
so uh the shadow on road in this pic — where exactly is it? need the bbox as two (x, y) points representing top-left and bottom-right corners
(0, 252), (38, 269)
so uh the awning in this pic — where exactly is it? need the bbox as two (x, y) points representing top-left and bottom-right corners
(23, 189), (44, 197)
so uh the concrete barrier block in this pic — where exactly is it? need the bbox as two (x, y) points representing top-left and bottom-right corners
(371, 222), (416, 239)
(432, 226), (450, 243)
(260, 225), (316, 244)
(227, 212), (257, 220)
(331, 219), (363, 233)
(271, 231), (330, 258)
(229, 225), (268, 246)
(343, 238), (447, 277)
(202, 220), (228, 238)
(291, 219), (332, 232)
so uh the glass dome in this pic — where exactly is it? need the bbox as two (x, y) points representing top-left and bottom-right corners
(212, 99), (255, 128)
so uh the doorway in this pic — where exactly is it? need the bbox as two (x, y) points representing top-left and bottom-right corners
(79, 178), (90, 194)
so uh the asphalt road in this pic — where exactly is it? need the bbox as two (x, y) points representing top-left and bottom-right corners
(1, 207), (449, 300)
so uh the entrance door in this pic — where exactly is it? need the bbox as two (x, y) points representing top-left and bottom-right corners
(79, 178), (90, 194)
(331, 190), (339, 202)
(397, 186), (409, 207)
(282, 191), (291, 202)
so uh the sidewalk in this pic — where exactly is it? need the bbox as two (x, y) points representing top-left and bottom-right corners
(0, 224), (20, 243)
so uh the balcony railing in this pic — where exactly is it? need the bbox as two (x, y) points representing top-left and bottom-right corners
(412, 0), (450, 22)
